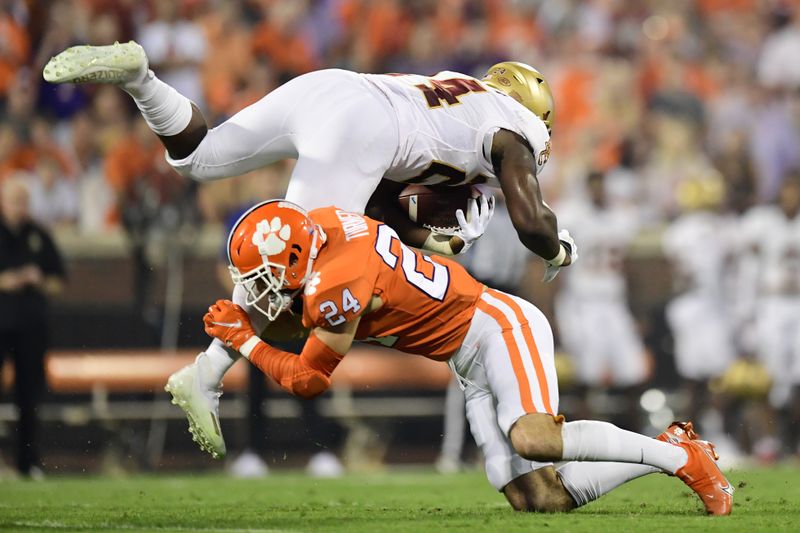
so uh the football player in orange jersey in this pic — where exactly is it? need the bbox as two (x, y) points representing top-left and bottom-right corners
(168, 200), (733, 515)
(45, 46), (582, 466)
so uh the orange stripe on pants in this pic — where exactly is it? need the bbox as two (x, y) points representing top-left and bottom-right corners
(488, 289), (554, 415)
(475, 298), (536, 415)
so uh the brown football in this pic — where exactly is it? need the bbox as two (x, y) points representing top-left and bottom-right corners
(397, 184), (483, 232)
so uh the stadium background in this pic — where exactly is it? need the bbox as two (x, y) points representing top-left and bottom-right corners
(1, 0), (798, 477)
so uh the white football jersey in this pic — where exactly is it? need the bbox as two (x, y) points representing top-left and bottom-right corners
(362, 71), (551, 186)
(556, 200), (639, 299)
(740, 205), (800, 295)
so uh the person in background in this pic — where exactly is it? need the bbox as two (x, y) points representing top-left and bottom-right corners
(26, 157), (80, 228)
(0, 176), (66, 478)
(662, 176), (736, 442)
(554, 170), (648, 431)
(739, 175), (800, 459)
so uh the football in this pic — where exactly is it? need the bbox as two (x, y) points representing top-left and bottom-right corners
(397, 184), (485, 233)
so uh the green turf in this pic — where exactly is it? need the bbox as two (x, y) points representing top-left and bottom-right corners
(0, 467), (798, 532)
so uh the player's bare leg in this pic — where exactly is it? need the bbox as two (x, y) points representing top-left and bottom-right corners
(508, 414), (733, 515)
(497, 424), (685, 513)
(502, 467), (576, 512)
(157, 105), (208, 160)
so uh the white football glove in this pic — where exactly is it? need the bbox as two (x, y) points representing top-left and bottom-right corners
(542, 229), (578, 283)
(454, 193), (495, 254)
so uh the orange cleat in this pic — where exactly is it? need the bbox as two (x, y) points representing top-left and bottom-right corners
(674, 438), (733, 515)
(656, 421), (732, 515)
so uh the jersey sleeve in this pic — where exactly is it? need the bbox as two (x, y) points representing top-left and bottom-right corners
(302, 262), (376, 330)
(518, 117), (552, 176)
(477, 106), (552, 178)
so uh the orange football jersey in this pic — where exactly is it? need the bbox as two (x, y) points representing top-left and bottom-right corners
(301, 207), (484, 360)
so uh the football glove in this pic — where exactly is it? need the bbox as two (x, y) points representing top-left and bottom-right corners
(203, 299), (256, 352)
(542, 229), (578, 283)
(453, 193), (495, 254)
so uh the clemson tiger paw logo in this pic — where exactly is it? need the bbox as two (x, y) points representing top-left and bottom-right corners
(304, 272), (321, 296)
(253, 217), (291, 256)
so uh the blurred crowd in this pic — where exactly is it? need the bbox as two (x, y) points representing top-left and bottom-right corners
(2, 0), (800, 463)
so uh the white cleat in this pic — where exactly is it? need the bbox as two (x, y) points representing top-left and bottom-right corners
(165, 356), (226, 459)
(43, 40), (148, 85)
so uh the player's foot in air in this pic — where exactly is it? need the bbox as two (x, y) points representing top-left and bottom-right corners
(657, 421), (733, 515)
(165, 354), (226, 459)
(43, 41), (147, 85)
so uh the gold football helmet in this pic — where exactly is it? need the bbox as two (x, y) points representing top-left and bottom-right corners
(482, 61), (555, 134)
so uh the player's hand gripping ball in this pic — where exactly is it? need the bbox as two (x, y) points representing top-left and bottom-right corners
(203, 299), (256, 351)
(454, 193), (495, 253)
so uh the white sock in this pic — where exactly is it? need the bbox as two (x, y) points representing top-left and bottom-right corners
(196, 341), (239, 389)
(121, 70), (193, 137)
(556, 461), (659, 507)
(561, 420), (688, 474)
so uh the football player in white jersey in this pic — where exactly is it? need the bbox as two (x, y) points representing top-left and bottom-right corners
(740, 176), (800, 455)
(554, 171), (647, 427)
(44, 42), (572, 265)
(662, 177), (736, 431)
(43, 42), (577, 458)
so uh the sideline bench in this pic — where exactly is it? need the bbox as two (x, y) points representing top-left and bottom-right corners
(0, 347), (454, 422)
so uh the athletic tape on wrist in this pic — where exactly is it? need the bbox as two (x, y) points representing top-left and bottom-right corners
(239, 336), (262, 359)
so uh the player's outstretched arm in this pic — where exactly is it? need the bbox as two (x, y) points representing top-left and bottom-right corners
(203, 299), (357, 398)
(492, 129), (571, 266)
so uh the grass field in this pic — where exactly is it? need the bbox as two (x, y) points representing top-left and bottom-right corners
(1, 467), (798, 532)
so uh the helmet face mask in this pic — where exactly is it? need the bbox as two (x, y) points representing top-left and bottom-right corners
(226, 200), (322, 321)
(229, 261), (292, 321)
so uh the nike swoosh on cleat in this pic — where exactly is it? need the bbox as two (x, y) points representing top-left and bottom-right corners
(211, 320), (242, 328)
